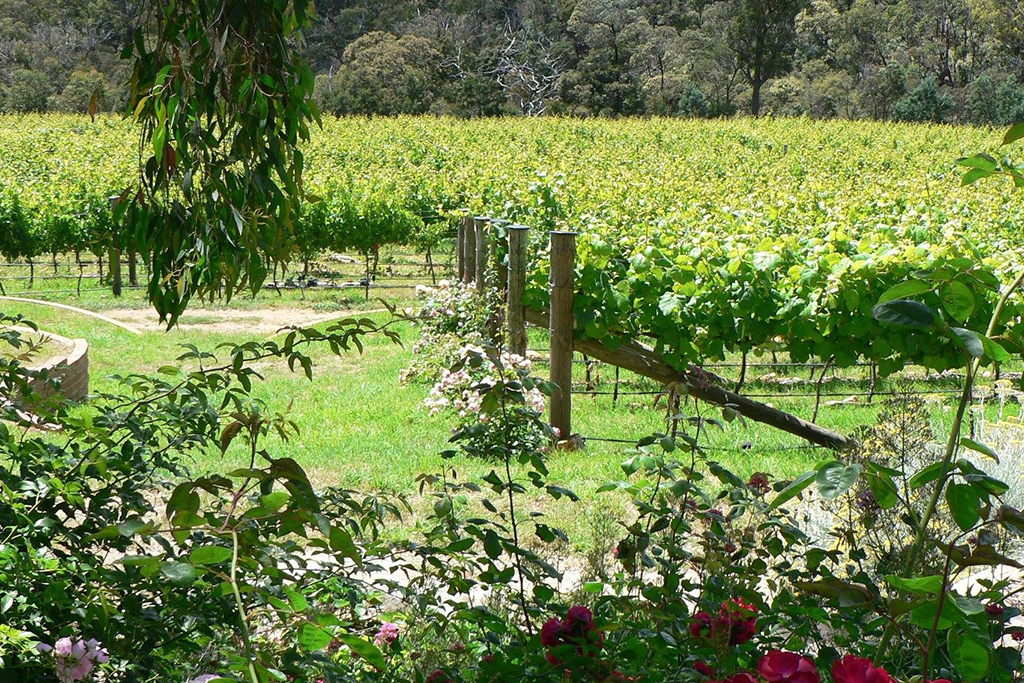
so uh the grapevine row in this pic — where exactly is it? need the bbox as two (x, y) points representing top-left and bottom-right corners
(2, 113), (1023, 375)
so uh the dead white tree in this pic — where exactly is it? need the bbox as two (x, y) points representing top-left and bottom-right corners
(489, 28), (566, 115)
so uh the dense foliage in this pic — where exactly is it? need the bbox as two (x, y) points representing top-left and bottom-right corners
(2, 0), (1024, 120)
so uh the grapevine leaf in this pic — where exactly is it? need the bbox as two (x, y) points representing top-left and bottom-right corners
(940, 281), (975, 322)
(872, 300), (935, 329)
(767, 471), (816, 511)
(815, 461), (862, 500)
(878, 279), (931, 304)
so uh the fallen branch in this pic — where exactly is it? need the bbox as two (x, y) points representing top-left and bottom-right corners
(524, 309), (854, 451)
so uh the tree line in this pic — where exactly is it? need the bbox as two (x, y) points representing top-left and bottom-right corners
(1, 0), (1023, 123)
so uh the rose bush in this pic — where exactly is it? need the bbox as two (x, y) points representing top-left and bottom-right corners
(400, 280), (487, 385)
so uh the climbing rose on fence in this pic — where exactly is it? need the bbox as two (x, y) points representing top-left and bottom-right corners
(757, 651), (820, 683)
(36, 637), (108, 683)
(424, 345), (544, 417)
(401, 280), (487, 384)
(831, 655), (892, 683)
(423, 343), (551, 459)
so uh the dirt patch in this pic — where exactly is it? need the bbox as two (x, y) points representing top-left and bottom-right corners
(105, 307), (365, 335)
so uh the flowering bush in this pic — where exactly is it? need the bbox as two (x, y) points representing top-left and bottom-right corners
(423, 343), (554, 458)
(0, 314), (404, 683)
(400, 281), (487, 384)
(36, 637), (109, 683)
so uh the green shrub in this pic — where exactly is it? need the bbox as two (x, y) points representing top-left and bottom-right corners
(676, 81), (710, 117)
(894, 76), (954, 123)
(2, 69), (53, 113)
(52, 69), (109, 113)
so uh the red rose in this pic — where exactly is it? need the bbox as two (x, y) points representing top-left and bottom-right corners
(542, 606), (603, 666)
(748, 472), (771, 493)
(716, 598), (758, 645)
(695, 661), (714, 676)
(566, 605), (594, 628)
(758, 651), (820, 683)
(724, 673), (758, 683)
(986, 603), (1005, 617)
(927, 679), (953, 683)
(1013, 631), (1024, 642)
(831, 655), (892, 683)
(425, 670), (450, 683)
(541, 618), (563, 647)
(690, 611), (713, 638)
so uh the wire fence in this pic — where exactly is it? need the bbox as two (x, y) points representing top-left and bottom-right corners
(4, 251), (1019, 455)
(519, 308), (1024, 451)
(0, 254), (457, 300)
(580, 434), (828, 454)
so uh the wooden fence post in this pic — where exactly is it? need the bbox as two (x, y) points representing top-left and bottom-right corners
(108, 196), (122, 297)
(457, 214), (470, 280)
(549, 230), (576, 440)
(465, 217), (477, 285)
(507, 225), (529, 357)
(474, 216), (489, 292)
(128, 247), (138, 288)
(491, 219), (508, 293)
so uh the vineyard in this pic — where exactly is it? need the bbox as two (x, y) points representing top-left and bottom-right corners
(2, 114), (1024, 377)
(5, 17), (1024, 677)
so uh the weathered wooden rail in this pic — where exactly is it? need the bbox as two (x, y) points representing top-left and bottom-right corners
(457, 214), (854, 451)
